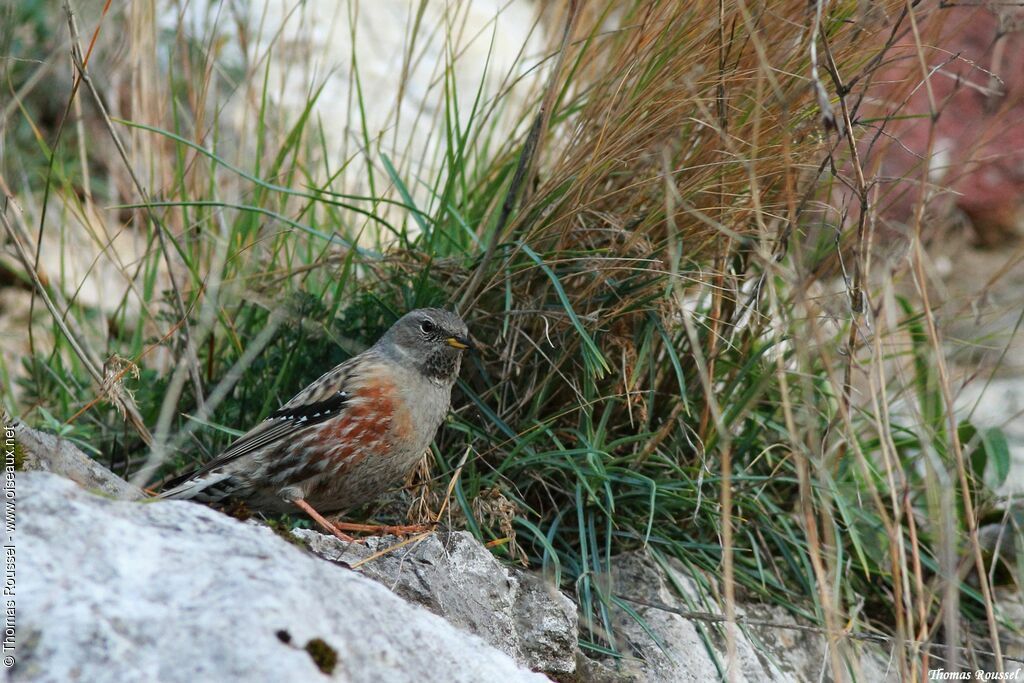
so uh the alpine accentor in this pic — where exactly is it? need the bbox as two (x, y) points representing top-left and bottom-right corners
(160, 308), (472, 540)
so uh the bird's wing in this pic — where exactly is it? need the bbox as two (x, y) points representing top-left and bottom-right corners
(160, 354), (367, 496)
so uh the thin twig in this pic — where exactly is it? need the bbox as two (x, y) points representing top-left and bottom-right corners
(818, 19), (872, 457)
(1, 200), (153, 444)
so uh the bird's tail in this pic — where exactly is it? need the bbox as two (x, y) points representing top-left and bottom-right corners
(157, 471), (235, 503)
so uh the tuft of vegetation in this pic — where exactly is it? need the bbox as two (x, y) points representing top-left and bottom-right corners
(3, 1), (1021, 679)
(303, 637), (338, 676)
(12, 439), (25, 472)
(264, 517), (311, 551)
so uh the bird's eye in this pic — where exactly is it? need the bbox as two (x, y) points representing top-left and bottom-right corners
(419, 320), (436, 334)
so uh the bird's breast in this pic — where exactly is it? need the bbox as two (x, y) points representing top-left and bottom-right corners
(398, 376), (452, 452)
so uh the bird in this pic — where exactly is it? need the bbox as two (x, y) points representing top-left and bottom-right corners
(159, 308), (473, 541)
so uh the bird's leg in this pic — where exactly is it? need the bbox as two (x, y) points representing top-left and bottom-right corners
(293, 498), (356, 542)
(329, 520), (437, 538)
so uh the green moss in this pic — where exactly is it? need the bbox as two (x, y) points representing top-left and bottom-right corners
(264, 518), (310, 550)
(12, 440), (25, 471)
(303, 637), (337, 675)
(222, 500), (254, 521)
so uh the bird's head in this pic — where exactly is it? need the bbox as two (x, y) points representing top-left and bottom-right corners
(377, 308), (473, 383)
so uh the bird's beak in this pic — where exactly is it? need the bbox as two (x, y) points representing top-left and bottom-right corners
(446, 335), (474, 351)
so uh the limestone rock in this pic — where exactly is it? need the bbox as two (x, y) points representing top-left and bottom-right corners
(14, 473), (548, 683)
(298, 529), (577, 678)
(11, 420), (143, 500)
(580, 552), (896, 682)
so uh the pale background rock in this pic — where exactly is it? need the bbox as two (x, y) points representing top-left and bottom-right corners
(1, 0), (549, 392)
(160, 0), (547, 230)
(298, 529), (577, 677)
(955, 378), (1024, 496)
(14, 472), (548, 683)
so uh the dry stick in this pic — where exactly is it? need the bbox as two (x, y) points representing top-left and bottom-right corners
(144, 207), (233, 485)
(766, 252), (849, 683)
(772, 64), (849, 677)
(634, 401), (685, 465)
(433, 445), (473, 525)
(883, 286), (929, 679)
(903, 475), (933, 667)
(348, 531), (433, 571)
(512, 4), (575, 215)
(804, 19), (866, 683)
(678, 306), (737, 682)
(24, 9), (96, 383)
(783, 232), (913, 680)
(697, 0), (731, 446)
(456, 0), (581, 313)
(782, 183), (906, 680)
(794, 10), (917, 675)
(128, 307), (284, 488)
(63, 1), (207, 412)
(901, 1), (1004, 673)
(35, 1), (158, 360)
(865, 291), (920, 680)
(707, 3), (736, 677)
(772, 43), (931, 667)
(785, 101), (890, 683)
(1, 203), (154, 445)
(818, 27), (870, 474)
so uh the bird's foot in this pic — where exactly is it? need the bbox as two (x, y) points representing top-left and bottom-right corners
(331, 520), (437, 538)
(293, 498), (356, 543)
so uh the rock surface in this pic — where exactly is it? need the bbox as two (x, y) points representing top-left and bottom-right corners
(159, 1), (544, 231)
(14, 473), (548, 683)
(578, 553), (897, 682)
(12, 429), (951, 682)
(11, 420), (143, 500)
(298, 530), (578, 677)
(867, 4), (1024, 245)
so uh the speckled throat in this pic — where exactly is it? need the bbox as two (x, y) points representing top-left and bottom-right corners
(420, 347), (463, 383)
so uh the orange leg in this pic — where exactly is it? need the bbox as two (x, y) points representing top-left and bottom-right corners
(329, 520), (437, 537)
(293, 498), (356, 542)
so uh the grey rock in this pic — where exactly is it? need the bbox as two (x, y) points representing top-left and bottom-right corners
(591, 552), (720, 682)
(298, 529), (577, 677)
(11, 420), (143, 500)
(581, 552), (897, 682)
(995, 588), (1024, 664)
(15, 472), (549, 683)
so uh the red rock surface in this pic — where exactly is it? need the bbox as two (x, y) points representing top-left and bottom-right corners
(867, 5), (1024, 245)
